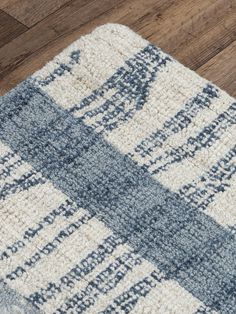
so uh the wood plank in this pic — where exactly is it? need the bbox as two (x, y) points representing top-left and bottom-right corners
(0, 0), (126, 79)
(0, 9), (27, 48)
(136, 0), (236, 69)
(0, 0), (73, 27)
(197, 41), (236, 98)
(173, 11), (236, 70)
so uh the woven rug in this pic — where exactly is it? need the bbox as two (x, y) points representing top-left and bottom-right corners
(0, 24), (235, 314)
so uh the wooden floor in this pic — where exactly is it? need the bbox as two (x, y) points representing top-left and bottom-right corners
(0, 0), (235, 96)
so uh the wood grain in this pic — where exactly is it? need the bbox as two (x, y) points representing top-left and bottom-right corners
(0, 0), (235, 96)
(197, 41), (236, 98)
(137, 0), (236, 69)
(0, 0), (73, 27)
(0, 0), (124, 78)
(0, 9), (27, 48)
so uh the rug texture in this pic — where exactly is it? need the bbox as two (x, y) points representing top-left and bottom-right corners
(0, 24), (235, 314)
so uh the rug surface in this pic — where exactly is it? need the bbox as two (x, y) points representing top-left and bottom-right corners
(0, 24), (235, 314)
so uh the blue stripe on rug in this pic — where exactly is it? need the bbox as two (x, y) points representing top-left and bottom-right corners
(134, 83), (219, 158)
(68, 44), (171, 134)
(149, 102), (236, 174)
(0, 281), (42, 314)
(37, 50), (81, 86)
(0, 79), (235, 313)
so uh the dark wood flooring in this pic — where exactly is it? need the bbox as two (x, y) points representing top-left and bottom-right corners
(0, 0), (235, 96)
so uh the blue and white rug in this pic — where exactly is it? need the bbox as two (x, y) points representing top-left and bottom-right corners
(0, 24), (235, 314)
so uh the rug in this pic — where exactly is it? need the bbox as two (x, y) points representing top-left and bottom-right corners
(0, 23), (235, 314)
